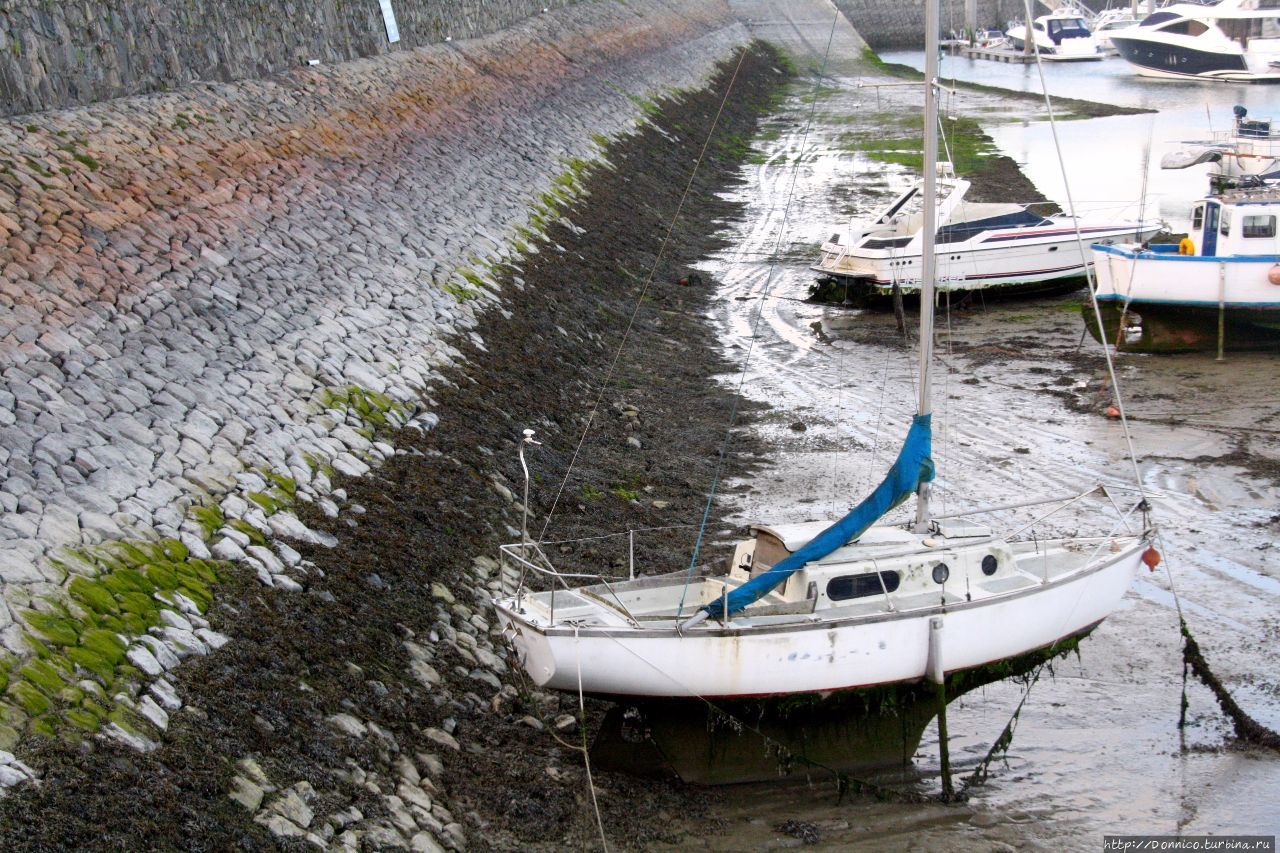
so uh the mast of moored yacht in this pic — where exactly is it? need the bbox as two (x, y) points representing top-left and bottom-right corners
(914, 0), (939, 533)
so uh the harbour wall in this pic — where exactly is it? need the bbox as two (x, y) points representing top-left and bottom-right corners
(834, 0), (1024, 47)
(0, 0), (747, 758)
(0, 0), (587, 117)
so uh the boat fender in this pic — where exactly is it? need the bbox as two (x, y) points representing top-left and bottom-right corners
(1104, 404), (1121, 419)
(1179, 237), (1195, 256)
(1268, 264), (1280, 285)
(1141, 547), (1161, 571)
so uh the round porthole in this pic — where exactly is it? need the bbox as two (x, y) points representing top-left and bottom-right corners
(981, 555), (998, 576)
(931, 563), (950, 584)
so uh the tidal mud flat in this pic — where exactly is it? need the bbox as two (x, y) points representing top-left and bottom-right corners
(682, 34), (1280, 845)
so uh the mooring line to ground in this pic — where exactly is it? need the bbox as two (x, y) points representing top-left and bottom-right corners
(1018, 30), (1280, 757)
(677, 7), (842, 619)
(1155, 530), (1280, 753)
(536, 44), (754, 542)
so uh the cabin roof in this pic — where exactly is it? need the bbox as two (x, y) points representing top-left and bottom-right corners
(750, 521), (916, 553)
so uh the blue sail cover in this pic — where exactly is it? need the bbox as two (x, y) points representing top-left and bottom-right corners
(706, 415), (934, 619)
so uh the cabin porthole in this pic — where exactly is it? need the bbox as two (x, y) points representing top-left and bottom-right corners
(981, 554), (998, 576)
(931, 563), (950, 584)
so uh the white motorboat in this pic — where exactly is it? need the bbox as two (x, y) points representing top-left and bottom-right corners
(493, 1), (1155, 701)
(811, 172), (1162, 298)
(1092, 182), (1280, 351)
(1161, 105), (1280, 188)
(1092, 9), (1142, 54)
(1006, 11), (1105, 60)
(1109, 0), (1280, 83)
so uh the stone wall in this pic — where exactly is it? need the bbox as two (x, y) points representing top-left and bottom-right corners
(835, 0), (1024, 47)
(0, 0), (586, 117)
(0, 0), (746, 753)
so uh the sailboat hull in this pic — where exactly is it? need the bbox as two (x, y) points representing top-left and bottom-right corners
(494, 542), (1144, 699)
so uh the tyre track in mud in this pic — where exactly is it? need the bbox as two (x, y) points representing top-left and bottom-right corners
(690, 52), (1280, 846)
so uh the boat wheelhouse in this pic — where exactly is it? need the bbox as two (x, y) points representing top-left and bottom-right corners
(1109, 0), (1280, 83)
(1093, 9), (1141, 53)
(811, 173), (1161, 297)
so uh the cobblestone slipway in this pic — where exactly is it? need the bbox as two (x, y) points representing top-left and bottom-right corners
(0, 0), (747, 755)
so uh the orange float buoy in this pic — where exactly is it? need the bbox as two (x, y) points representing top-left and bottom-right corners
(1142, 547), (1162, 570)
(1268, 264), (1280, 286)
(1105, 405), (1121, 419)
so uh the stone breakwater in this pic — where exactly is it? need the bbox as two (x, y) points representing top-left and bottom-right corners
(833, 0), (1020, 47)
(0, 0), (746, 760)
(0, 0), (585, 117)
(0, 36), (789, 852)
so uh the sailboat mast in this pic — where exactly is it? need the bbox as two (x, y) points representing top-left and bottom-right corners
(914, 0), (940, 532)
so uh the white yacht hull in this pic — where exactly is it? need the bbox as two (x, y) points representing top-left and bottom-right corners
(813, 223), (1160, 294)
(494, 543), (1145, 699)
(1111, 32), (1280, 84)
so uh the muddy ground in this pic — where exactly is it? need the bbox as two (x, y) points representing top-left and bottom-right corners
(0, 43), (794, 851)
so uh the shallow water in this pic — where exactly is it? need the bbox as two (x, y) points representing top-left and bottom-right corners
(675, 16), (1279, 848)
(880, 49), (1278, 233)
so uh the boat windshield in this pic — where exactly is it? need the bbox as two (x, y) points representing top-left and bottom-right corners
(1048, 18), (1091, 41)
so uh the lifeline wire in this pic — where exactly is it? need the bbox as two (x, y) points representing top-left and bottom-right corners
(676, 8), (842, 618)
(536, 45), (753, 541)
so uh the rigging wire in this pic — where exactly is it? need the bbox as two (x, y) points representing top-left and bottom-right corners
(675, 8), (842, 618)
(535, 46), (753, 542)
(1026, 19), (1280, 753)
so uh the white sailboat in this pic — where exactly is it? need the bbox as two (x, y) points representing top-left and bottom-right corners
(492, 1), (1156, 700)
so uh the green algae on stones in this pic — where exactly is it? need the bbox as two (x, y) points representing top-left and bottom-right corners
(3, 537), (228, 742)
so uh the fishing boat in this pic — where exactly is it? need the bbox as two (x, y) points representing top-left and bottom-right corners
(1091, 182), (1280, 352)
(810, 172), (1161, 299)
(1161, 105), (1280, 189)
(1006, 11), (1105, 60)
(1109, 0), (1280, 83)
(492, 0), (1156, 701)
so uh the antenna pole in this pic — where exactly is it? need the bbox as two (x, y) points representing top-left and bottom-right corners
(915, 0), (940, 533)
(519, 429), (541, 553)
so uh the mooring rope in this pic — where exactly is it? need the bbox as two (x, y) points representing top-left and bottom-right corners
(1155, 531), (1280, 752)
(1026, 45), (1280, 755)
(535, 44), (753, 542)
(575, 628), (611, 852)
(675, 8), (842, 619)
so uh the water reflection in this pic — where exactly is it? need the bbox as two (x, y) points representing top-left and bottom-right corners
(880, 51), (1276, 234)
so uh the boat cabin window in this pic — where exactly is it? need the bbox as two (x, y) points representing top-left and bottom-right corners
(1220, 209), (1231, 237)
(827, 571), (900, 601)
(1158, 19), (1208, 37)
(1191, 205), (1204, 232)
(1033, 21), (1045, 32)
(1242, 215), (1276, 239)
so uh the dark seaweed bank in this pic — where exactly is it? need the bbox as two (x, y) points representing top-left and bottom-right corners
(0, 43), (792, 850)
